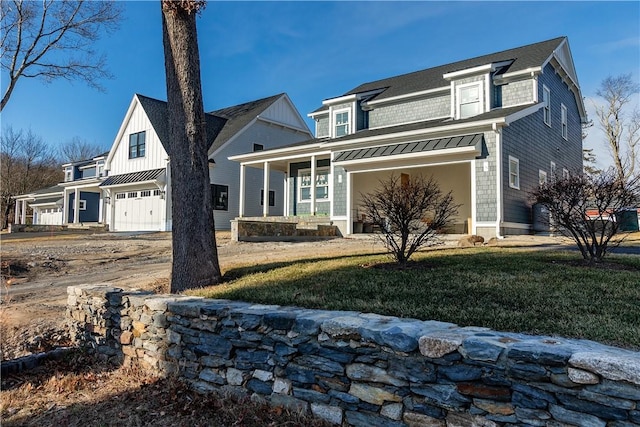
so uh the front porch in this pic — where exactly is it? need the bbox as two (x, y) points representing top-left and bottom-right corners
(231, 216), (340, 242)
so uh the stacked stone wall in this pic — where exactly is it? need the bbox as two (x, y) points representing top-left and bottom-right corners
(68, 285), (640, 427)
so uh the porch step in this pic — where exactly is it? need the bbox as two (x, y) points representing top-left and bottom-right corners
(66, 223), (108, 231)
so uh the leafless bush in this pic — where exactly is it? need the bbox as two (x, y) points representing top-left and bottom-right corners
(360, 174), (459, 265)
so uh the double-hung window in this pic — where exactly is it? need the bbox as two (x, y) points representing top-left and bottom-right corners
(334, 111), (349, 137)
(539, 170), (548, 185)
(129, 131), (146, 159)
(64, 166), (73, 182)
(508, 156), (520, 189)
(543, 85), (551, 126)
(298, 168), (330, 202)
(561, 104), (568, 140)
(458, 82), (482, 119)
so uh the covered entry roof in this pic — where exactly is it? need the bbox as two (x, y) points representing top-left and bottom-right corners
(333, 133), (483, 163)
(100, 168), (165, 187)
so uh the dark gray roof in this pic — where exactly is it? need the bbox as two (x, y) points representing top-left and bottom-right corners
(313, 37), (565, 113)
(136, 93), (283, 155)
(273, 104), (534, 152)
(30, 196), (63, 205)
(31, 184), (64, 195)
(334, 134), (483, 163)
(100, 168), (165, 187)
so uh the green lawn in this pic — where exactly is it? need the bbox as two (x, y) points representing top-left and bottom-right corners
(194, 247), (640, 348)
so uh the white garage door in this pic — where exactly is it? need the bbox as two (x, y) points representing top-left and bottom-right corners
(113, 189), (163, 231)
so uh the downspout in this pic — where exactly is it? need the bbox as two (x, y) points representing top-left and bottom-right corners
(493, 123), (504, 239)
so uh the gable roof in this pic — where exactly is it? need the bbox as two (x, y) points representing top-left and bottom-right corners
(313, 37), (568, 113)
(135, 93), (286, 156)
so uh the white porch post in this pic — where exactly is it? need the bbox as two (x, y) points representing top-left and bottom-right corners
(283, 172), (289, 217)
(62, 190), (69, 223)
(263, 161), (270, 217)
(239, 164), (246, 217)
(20, 199), (26, 224)
(310, 155), (316, 216)
(33, 207), (38, 225)
(347, 171), (352, 234)
(74, 188), (80, 224)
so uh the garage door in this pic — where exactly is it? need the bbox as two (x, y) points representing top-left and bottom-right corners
(113, 189), (163, 231)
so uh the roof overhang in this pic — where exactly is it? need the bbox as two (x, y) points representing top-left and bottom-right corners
(99, 168), (166, 188)
(443, 60), (514, 81)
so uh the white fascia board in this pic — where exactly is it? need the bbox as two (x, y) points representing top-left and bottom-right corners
(228, 143), (326, 163)
(322, 93), (358, 106)
(334, 145), (480, 168)
(257, 116), (312, 135)
(323, 119), (504, 150)
(504, 103), (544, 125)
(234, 150), (332, 167)
(499, 67), (542, 81)
(364, 86), (450, 107)
(59, 179), (102, 189)
(308, 110), (329, 119)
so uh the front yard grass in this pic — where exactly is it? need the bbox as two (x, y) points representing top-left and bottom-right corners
(195, 247), (640, 349)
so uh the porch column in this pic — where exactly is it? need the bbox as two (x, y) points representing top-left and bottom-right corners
(20, 199), (26, 224)
(347, 171), (352, 234)
(310, 155), (316, 216)
(239, 164), (246, 217)
(33, 208), (38, 225)
(74, 188), (80, 224)
(62, 190), (69, 223)
(263, 161), (270, 217)
(283, 172), (289, 217)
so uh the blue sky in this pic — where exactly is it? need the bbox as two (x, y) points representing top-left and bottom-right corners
(2, 1), (639, 168)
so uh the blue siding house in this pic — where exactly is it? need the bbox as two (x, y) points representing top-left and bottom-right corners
(231, 37), (586, 238)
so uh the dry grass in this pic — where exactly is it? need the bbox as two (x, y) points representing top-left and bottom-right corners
(1, 351), (329, 427)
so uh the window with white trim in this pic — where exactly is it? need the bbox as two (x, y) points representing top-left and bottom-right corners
(508, 156), (520, 189)
(561, 104), (568, 140)
(334, 111), (350, 137)
(127, 192), (138, 198)
(79, 200), (87, 211)
(64, 166), (73, 182)
(116, 193), (126, 200)
(140, 190), (151, 197)
(298, 168), (330, 202)
(550, 161), (557, 178)
(457, 82), (483, 119)
(543, 85), (551, 126)
(562, 168), (570, 179)
(153, 189), (161, 196)
(539, 170), (548, 185)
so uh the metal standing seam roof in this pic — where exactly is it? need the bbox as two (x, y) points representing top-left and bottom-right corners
(100, 168), (166, 187)
(333, 134), (483, 162)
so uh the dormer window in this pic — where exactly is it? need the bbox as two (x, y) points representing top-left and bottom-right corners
(334, 110), (350, 137)
(129, 131), (146, 159)
(97, 160), (105, 177)
(457, 82), (483, 119)
(64, 166), (73, 182)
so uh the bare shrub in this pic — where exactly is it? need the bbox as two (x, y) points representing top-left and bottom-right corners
(360, 174), (459, 265)
(530, 169), (639, 264)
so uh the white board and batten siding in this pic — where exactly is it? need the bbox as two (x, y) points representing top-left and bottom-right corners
(106, 98), (169, 176)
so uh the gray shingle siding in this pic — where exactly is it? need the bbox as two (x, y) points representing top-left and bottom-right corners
(316, 116), (329, 138)
(475, 131), (497, 222)
(369, 94), (450, 128)
(332, 165), (347, 216)
(501, 79), (534, 107)
(501, 64), (582, 225)
(288, 159), (331, 216)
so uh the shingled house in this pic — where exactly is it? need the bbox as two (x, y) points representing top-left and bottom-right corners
(230, 37), (586, 238)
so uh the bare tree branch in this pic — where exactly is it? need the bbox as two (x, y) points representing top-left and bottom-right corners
(0, 0), (121, 111)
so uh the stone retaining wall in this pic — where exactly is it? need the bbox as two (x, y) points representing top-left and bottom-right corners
(231, 220), (340, 241)
(67, 285), (640, 427)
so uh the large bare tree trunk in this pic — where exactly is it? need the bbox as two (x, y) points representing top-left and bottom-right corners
(161, 1), (221, 292)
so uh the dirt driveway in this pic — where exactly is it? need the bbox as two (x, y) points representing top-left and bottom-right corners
(0, 231), (387, 360)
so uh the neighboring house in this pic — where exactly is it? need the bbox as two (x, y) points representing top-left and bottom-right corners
(230, 37), (586, 238)
(14, 93), (312, 231)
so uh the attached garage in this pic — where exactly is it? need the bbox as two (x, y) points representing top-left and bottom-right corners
(100, 168), (168, 232)
(112, 189), (164, 231)
(38, 207), (63, 225)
